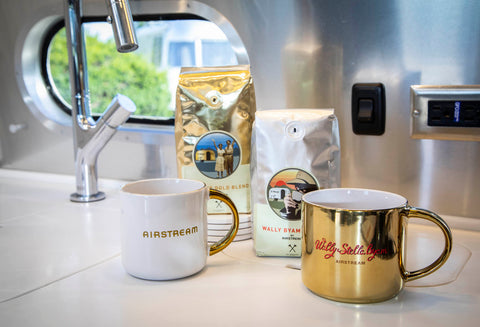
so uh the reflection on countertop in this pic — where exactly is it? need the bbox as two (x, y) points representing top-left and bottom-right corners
(0, 169), (479, 326)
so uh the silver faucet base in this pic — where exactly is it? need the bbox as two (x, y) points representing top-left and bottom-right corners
(70, 191), (106, 203)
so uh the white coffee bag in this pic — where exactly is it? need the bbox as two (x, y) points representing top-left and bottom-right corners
(251, 109), (340, 257)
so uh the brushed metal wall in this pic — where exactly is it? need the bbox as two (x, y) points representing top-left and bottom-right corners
(0, 0), (479, 218)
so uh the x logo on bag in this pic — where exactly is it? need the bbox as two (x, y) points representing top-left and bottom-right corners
(288, 244), (297, 253)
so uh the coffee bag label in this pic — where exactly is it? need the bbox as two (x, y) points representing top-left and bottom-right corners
(254, 204), (302, 256)
(253, 168), (319, 257)
(182, 164), (251, 213)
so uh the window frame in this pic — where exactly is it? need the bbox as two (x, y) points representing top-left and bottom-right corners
(41, 14), (209, 126)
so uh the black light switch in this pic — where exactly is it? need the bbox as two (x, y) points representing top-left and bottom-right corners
(358, 99), (374, 122)
(352, 83), (385, 135)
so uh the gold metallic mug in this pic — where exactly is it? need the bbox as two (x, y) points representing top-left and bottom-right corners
(301, 188), (452, 303)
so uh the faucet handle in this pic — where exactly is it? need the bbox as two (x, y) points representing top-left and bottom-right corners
(101, 94), (136, 128)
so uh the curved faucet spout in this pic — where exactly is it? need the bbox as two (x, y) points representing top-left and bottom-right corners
(105, 0), (139, 52)
(64, 0), (138, 202)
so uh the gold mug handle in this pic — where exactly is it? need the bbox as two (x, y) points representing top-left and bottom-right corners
(208, 189), (240, 255)
(400, 206), (453, 282)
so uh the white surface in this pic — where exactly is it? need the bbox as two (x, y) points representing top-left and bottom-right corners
(0, 169), (479, 326)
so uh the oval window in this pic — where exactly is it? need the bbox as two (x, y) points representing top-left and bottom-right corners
(44, 17), (238, 125)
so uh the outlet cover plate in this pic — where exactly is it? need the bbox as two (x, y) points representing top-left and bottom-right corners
(410, 85), (480, 141)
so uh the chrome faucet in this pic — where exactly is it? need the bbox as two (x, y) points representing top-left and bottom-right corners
(64, 0), (138, 202)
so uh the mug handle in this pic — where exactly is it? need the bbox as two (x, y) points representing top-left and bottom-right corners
(400, 206), (453, 282)
(208, 189), (240, 255)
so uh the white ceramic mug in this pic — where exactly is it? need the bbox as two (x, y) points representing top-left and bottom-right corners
(120, 178), (239, 280)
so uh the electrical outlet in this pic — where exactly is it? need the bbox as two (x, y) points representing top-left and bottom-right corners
(427, 100), (480, 127)
(410, 85), (480, 141)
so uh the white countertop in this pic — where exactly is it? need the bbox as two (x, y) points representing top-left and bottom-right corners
(0, 169), (479, 326)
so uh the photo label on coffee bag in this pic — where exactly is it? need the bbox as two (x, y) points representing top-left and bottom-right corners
(194, 131), (241, 179)
(267, 168), (319, 220)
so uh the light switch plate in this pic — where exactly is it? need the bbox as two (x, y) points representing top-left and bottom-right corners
(410, 85), (480, 141)
(352, 83), (385, 135)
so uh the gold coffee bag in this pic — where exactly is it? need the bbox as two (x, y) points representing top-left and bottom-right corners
(175, 65), (256, 214)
